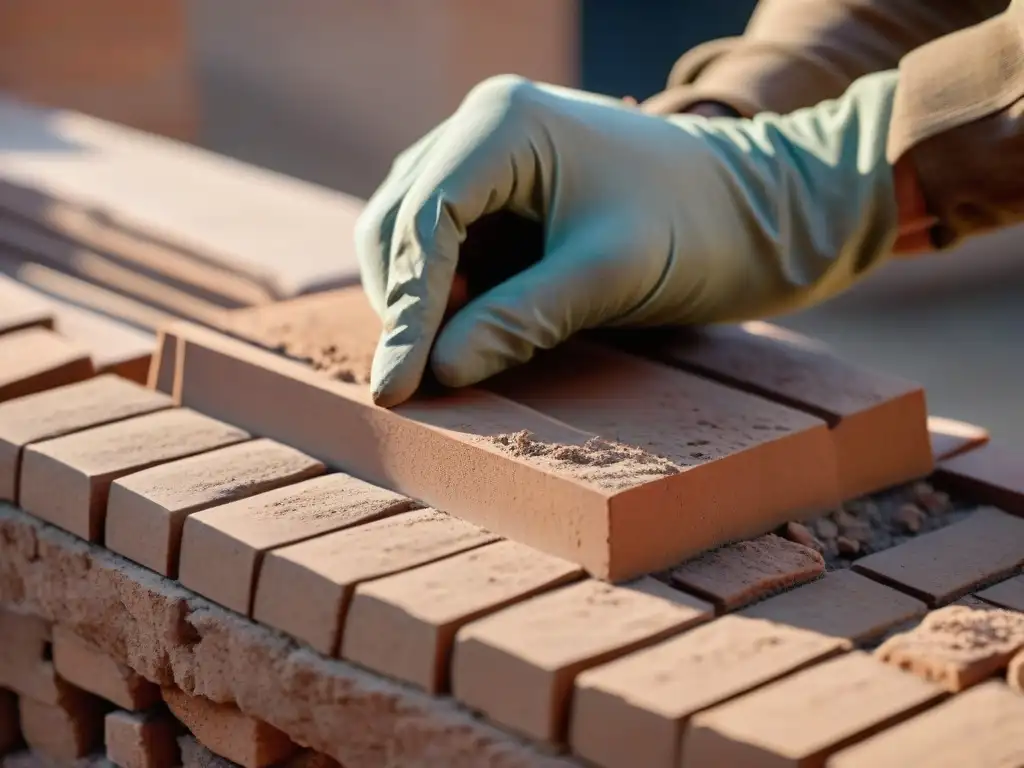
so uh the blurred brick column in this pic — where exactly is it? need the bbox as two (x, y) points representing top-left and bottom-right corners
(0, 0), (198, 141)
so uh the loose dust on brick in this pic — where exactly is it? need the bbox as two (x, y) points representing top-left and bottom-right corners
(486, 430), (682, 490)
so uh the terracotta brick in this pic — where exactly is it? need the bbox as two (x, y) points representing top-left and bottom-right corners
(341, 540), (584, 693)
(104, 710), (181, 768)
(252, 508), (499, 654)
(683, 651), (945, 767)
(51, 628), (159, 711)
(0, 690), (18, 756)
(0, 612), (62, 706)
(157, 314), (838, 581)
(926, 415), (989, 461)
(0, 376), (171, 502)
(105, 439), (324, 577)
(853, 507), (1024, 606)
(0, 277), (52, 336)
(0, 328), (93, 404)
(616, 322), (933, 499)
(933, 443), (1024, 516)
(976, 574), (1024, 611)
(827, 680), (1024, 767)
(668, 534), (825, 613)
(19, 409), (249, 542)
(179, 474), (417, 616)
(570, 615), (847, 768)
(740, 570), (928, 645)
(451, 578), (712, 743)
(162, 688), (298, 768)
(874, 604), (1024, 692)
(19, 691), (107, 761)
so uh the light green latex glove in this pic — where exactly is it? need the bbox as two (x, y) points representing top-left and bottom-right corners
(356, 70), (901, 407)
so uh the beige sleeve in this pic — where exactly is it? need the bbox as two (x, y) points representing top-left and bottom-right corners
(644, 0), (1024, 247)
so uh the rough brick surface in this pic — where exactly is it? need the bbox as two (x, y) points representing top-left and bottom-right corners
(827, 680), (1024, 767)
(19, 409), (249, 542)
(162, 688), (297, 768)
(853, 507), (1024, 606)
(0, 278), (52, 336)
(976, 574), (1024, 611)
(253, 508), (498, 655)
(0, 506), (566, 768)
(926, 415), (989, 461)
(158, 316), (838, 581)
(104, 710), (181, 768)
(570, 615), (847, 768)
(19, 693), (106, 761)
(0, 690), (18, 756)
(342, 541), (583, 693)
(105, 439), (324, 577)
(740, 570), (928, 645)
(0, 612), (61, 705)
(52, 627), (159, 711)
(0, 328), (93, 404)
(452, 578), (712, 743)
(179, 474), (418, 616)
(874, 604), (1024, 692)
(615, 322), (933, 499)
(0, 376), (171, 503)
(933, 443), (1024, 516)
(668, 534), (825, 613)
(683, 651), (945, 767)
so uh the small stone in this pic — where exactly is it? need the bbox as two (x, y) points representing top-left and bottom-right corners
(895, 504), (925, 534)
(814, 518), (839, 540)
(911, 481), (934, 498)
(785, 522), (821, 551)
(861, 501), (882, 522)
(836, 536), (861, 556)
(834, 509), (873, 544)
(921, 491), (951, 516)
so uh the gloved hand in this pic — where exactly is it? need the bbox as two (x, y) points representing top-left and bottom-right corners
(356, 70), (901, 407)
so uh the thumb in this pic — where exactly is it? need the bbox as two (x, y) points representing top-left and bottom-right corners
(430, 220), (646, 388)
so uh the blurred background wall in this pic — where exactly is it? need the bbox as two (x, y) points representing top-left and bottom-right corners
(2, 0), (1021, 441)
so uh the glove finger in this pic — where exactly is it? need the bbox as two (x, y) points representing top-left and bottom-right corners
(430, 217), (645, 388)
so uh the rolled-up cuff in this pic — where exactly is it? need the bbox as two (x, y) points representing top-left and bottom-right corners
(887, 7), (1024, 247)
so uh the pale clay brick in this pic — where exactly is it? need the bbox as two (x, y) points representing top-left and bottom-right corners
(104, 710), (181, 768)
(0, 505), (577, 768)
(452, 578), (712, 743)
(570, 615), (848, 768)
(0, 328), (93, 405)
(342, 540), (583, 693)
(105, 439), (324, 577)
(52, 627), (159, 711)
(683, 651), (945, 767)
(19, 693), (106, 761)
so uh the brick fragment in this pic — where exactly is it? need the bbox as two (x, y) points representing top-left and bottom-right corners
(874, 604), (1024, 692)
(158, 314), (838, 581)
(104, 710), (180, 768)
(105, 439), (324, 577)
(342, 540), (583, 693)
(926, 415), (989, 461)
(827, 680), (1024, 767)
(0, 328), (93, 404)
(52, 628), (159, 711)
(0, 278), (52, 336)
(614, 321), (933, 499)
(976, 574), (1024, 612)
(0, 690), (18, 756)
(0, 376), (171, 502)
(570, 615), (847, 768)
(452, 578), (712, 743)
(740, 570), (928, 645)
(253, 508), (498, 654)
(162, 689), (298, 768)
(19, 691), (107, 761)
(668, 534), (825, 613)
(19, 409), (249, 542)
(0, 612), (61, 705)
(933, 443), (1024, 515)
(179, 473), (418, 615)
(683, 651), (945, 767)
(853, 507), (1024, 606)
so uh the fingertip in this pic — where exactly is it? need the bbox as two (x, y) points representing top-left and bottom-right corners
(369, 336), (424, 408)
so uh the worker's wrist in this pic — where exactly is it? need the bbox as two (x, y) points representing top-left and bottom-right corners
(891, 154), (938, 255)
